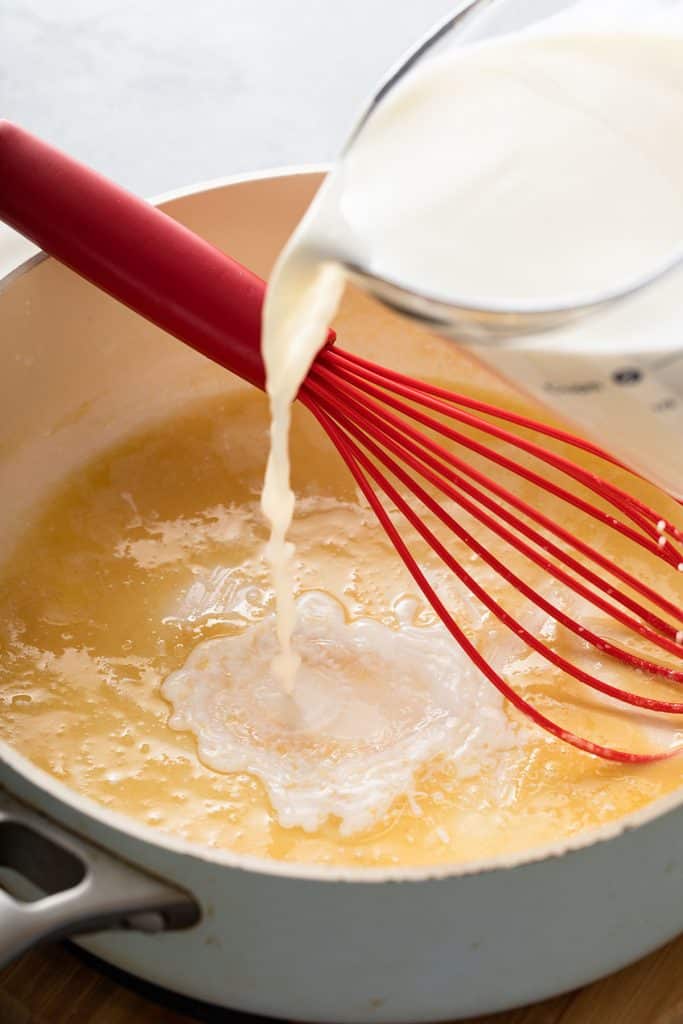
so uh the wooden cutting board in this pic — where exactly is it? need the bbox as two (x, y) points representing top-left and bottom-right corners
(1, 933), (682, 1024)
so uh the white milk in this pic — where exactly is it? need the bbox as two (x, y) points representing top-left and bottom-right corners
(261, 2), (683, 690)
(163, 591), (523, 834)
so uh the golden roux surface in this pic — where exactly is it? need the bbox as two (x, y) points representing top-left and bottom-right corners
(1, 363), (682, 867)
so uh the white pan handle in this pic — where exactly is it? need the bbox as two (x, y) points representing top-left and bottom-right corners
(0, 789), (199, 967)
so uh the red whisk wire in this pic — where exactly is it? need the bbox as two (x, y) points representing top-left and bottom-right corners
(301, 392), (679, 765)
(323, 404), (683, 703)
(326, 346), (683, 531)
(309, 360), (683, 627)
(305, 371), (683, 657)
(301, 338), (683, 762)
(320, 347), (683, 558)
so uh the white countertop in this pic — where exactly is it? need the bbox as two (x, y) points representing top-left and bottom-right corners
(2, 0), (454, 194)
(0, 0), (452, 273)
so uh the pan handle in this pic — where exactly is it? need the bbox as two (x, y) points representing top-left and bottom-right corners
(0, 789), (200, 968)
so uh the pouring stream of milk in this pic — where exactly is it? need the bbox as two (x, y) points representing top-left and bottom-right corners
(261, 1), (683, 693)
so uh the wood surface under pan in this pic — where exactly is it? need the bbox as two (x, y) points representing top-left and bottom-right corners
(2, 938), (683, 1024)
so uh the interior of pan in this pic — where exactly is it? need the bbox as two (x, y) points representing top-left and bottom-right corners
(2, 170), (683, 884)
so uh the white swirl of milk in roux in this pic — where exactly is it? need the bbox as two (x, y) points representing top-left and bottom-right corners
(162, 591), (523, 833)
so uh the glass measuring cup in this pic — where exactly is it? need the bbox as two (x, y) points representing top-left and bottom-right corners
(326, 0), (683, 496)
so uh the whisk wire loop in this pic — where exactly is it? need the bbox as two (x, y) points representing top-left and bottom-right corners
(303, 395), (679, 765)
(305, 373), (683, 657)
(301, 347), (683, 762)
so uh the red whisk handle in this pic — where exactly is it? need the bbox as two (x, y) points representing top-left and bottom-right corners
(0, 121), (334, 390)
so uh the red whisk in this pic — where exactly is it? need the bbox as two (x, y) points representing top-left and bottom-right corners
(1, 121), (681, 764)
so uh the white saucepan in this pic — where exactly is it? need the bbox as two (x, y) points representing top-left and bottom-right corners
(1, 172), (683, 1023)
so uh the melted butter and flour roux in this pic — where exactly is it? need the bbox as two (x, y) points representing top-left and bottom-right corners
(1, 371), (682, 866)
(2, 4), (683, 866)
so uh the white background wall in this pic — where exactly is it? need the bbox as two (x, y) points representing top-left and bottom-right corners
(2, 0), (454, 194)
